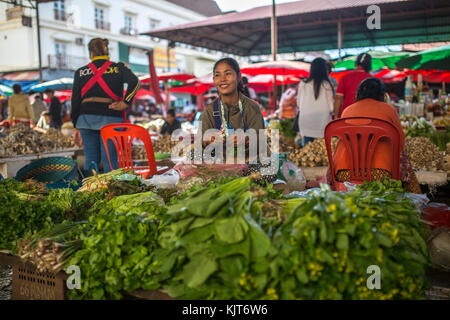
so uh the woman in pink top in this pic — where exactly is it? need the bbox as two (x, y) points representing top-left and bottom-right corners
(334, 53), (372, 118)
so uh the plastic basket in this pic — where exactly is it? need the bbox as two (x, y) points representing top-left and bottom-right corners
(15, 157), (77, 184)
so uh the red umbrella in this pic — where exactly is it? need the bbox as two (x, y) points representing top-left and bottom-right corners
(139, 72), (195, 84)
(426, 71), (450, 83)
(133, 88), (153, 99)
(44, 90), (72, 103)
(241, 60), (310, 77)
(170, 83), (212, 95)
(186, 73), (214, 85)
(248, 74), (300, 86)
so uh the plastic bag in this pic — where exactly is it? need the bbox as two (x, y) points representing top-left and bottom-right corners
(285, 188), (321, 198)
(146, 169), (180, 188)
(343, 182), (430, 210)
(280, 160), (306, 191)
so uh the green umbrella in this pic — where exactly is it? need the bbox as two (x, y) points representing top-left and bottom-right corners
(396, 45), (450, 70)
(334, 51), (411, 71)
(0, 84), (13, 96)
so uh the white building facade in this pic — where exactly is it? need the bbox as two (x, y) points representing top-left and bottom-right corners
(0, 0), (222, 79)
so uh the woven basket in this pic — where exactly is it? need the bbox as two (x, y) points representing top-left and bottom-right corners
(15, 157), (77, 184)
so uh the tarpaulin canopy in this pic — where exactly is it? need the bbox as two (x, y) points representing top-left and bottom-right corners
(170, 83), (212, 95)
(29, 77), (73, 92)
(248, 74), (300, 86)
(139, 73), (195, 83)
(240, 60), (310, 77)
(0, 84), (13, 96)
(142, 0), (450, 56)
(334, 51), (411, 71)
(396, 44), (450, 70)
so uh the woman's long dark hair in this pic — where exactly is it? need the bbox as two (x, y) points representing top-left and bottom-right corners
(356, 77), (386, 102)
(304, 57), (333, 100)
(213, 57), (249, 98)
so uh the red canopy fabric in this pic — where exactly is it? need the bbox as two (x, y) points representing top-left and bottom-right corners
(241, 60), (310, 77)
(139, 73), (195, 84)
(170, 83), (212, 95)
(248, 74), (300, 86)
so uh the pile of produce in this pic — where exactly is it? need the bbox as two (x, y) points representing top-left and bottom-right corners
(0, 179), (104, 251)
(152, 135), (179, 154)
(445, 143), (450, 174)
(68, 211), (163, 299)
(43, 128), (75, 149)
(288, 138), (330, 167)
(139, 119), (165, 132)
(66, 178), (430, 300)
(432, 117), (450, 128)
(270, 179), (430, 299)
(3, 173), (432, 300)
(402, 117), (435, 137)
(405, 136), (445, 171)
(0, 124), (75, 158)
(18, 222), (84, 273)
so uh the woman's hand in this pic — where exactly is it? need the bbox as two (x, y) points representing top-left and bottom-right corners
(73, 129), (83, 147)
(109, 101), (128, 111)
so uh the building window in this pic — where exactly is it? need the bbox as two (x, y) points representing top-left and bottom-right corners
(95, 6), (110, 31)
(124, 15), (133, 30)
(54, 0), (66, 21)
(149, 18), (160, 30)
(121, 14), (136, 35)
(55, 42), (67, 68)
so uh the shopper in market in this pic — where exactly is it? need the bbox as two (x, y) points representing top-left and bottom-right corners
(31, 94), (48, 123)
(334, 52), (372, 118)
(8, 84), (35, 127)
(71, 38), (140, 173)
(332, 77), (421, 192)
(43, 88), (62, 130)
(160, 108), (181, 135)
(297, 57), (334, 147)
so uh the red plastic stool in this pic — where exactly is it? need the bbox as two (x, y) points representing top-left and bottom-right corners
(100, 123), (168, 179)
(324, 117), (401, 191)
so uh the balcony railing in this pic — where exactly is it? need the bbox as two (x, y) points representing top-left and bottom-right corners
(95, 19), (111, 31)
(120, 27), (139, 36)
(48, 54), (89, 70)
(54, 9), (67, 21)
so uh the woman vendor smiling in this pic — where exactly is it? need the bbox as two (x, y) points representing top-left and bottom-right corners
(199, 58), (265, 144)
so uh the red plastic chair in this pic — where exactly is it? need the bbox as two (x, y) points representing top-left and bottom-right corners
(100, 123), (167, 179)
(324, 117), (401, 191)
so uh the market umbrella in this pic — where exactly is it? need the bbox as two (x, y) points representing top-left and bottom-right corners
(29, 77), (73, 92)
(334, 51), (410, 71)
(0, 84), (13, 96)
(396, 45), (450, 70)
(427, 71), (450, 83)
(139, 73), (195, 84)
(372, 68), (408, 84)
(170, 83), (212, 95)
(248, 74), (300, 86)
(240, 60), (310, 77)
(186, 73), (214, 85)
